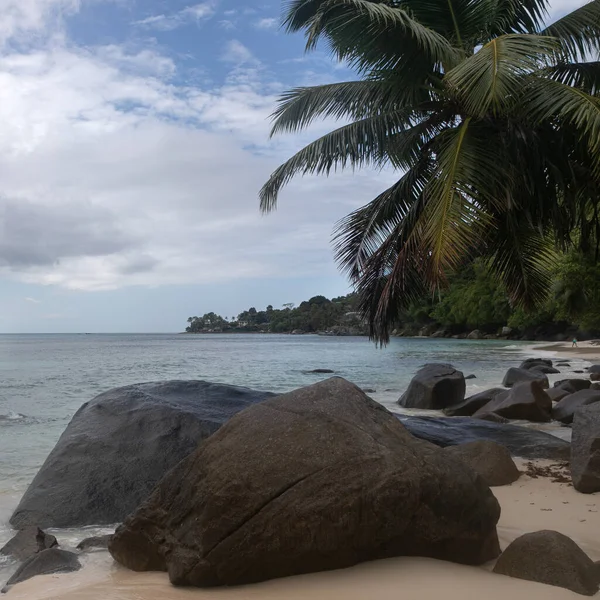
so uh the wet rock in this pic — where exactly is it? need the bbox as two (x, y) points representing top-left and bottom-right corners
(531, 365), (561, 374)
(110, 378), (501, 586)
(591, 383), (600, 391)
(399, 364), (465, 410)
(546, 387), (572, 402)
(396, 416), (570, 460)
(591, 373), (600, 382)
(465, 374), (476, 380)
(571, 403), (600, 494)
(588, 365), (600, 374)
(445, 441), (520, 487)
(555, 379), (591, 392)
(502, 368), (549, 389)
(11, 381), (276, 529)
(2, 549), (81, 592)
(0, 527), (57, 561)
(519, 358), (553, 370)
(552, 390), (600, 424)
(467, 330), (484, 340)
(493, 530), (599, 596)
(443, 388), (505, 417)
(473, 381), (552, 422)
(309, 369), (334, 374)
(76, 535), (112, 551)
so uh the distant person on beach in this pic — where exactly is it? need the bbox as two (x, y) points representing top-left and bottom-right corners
(572, 338), (578, 348)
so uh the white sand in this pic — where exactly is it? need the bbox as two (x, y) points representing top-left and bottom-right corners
(6, 460), (600, 600)
(535, 341), (600, 362)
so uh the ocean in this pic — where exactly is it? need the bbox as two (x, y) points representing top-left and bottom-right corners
(0, 333), (587, 582)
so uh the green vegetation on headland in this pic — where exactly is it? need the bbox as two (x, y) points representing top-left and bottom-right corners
(186, 248), (600, 340)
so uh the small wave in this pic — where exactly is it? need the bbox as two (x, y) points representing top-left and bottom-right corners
(0, 411), (26, 422)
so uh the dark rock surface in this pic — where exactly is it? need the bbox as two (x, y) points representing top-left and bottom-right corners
(0, 527), (57, 562)
(571, 403), (600, 494)
(309, 369), (334, 374)
(555, 379), (591, 392)
(493, 530), (599, 596)
(519, 358), (553, 370)
(472, 381), (552, 422)
(589, 365), (600, 374)
(76, 535), (112, 551)
(546, 387), (572, 402)
(530, 365), (561, 374)
(443, 389), (505, 417)
(10, 381), (276, 529)
(2, 549), (81, 592)
(110, 378), (501, 587)
(552, 390), (600, 424)
(592, 382), (600, 391)
(445, 441), (520, 487)
(397, 416), (570, 460)
(502, 368), (549, 389)
(399, 364), (465, 410)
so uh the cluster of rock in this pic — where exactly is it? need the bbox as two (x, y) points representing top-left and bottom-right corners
(2, 372), (600, 595)
(399, 360), (600, 494)
(0, 527), (111, 592)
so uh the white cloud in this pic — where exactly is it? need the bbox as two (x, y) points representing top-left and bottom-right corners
(133, 2), (216, 31)
(221, 40), (256, 65)
(254, 17), (278, 30)
(24, 297), (41, 303)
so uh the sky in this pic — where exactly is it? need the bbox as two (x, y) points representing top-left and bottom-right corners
(0, 0), (587, 333)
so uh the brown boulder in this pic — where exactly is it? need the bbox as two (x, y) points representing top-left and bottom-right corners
(473, 381), (552, 422)
(546, 387), (572, 402)
(109, 378), (501, 587)
(443, 389), (504, 417)
(493, 530), (599, 596)
(552, 390), (600, 424)
(445, 441), (520, 487)
(502, 367), (549, 389)
(571, 403), (600, 494)
(554, 379), (591, 392)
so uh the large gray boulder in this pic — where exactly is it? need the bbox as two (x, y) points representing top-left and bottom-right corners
(546, 387), (573, 402)
(588, 364), (600, 374)
(552, 390), (600, 424)
(445, 441), (520, 487)
(399, 364), (465, 410)
(10, 381), (275, 529)
(110, 378), (501, 587)
(571, 403), (600, 494)
(397, 416), (570, 460)
(0, 527), (57, 561)
(443, 389), (505, 417)
(473, 381), (552, 422)
(2, 549), (81, 592)
(502, 367), (549, 389)
(493, 530), (599, 596)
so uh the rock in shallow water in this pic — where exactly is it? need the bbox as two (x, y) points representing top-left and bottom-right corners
(2, 549), (81, 592)
(399, 363), (465, 410)
(397, 416), (570, 460)
(109, 377), (501, 587)
(76, 535), (112, 551)
(10, 381), (275, 529)
(502, 367), (549, 389)
(493, 530), (599, 596)
(0, 527), (57, 561)
(473, 381), (552, 423)
(443, 389), (505, 417)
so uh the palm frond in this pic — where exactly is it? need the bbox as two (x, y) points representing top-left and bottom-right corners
(445, 34), (558, 117)
(490, 0), (549, 35)
(547, 61), (600, 95)
(260, 110), (418, 212)
(542, 0), (600, 62)
(269, 79), (432, 136)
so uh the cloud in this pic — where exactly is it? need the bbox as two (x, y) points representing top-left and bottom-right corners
(25, 297), (41, 303)
(133, 2), (216, 31)
(221, 40), (256, 65)
(254, 17), (278, 30)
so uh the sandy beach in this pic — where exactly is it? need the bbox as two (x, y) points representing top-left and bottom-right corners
(6, 459), (598, 600)
(535, 341), (600, 362)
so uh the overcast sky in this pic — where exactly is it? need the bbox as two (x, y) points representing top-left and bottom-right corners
(0, 0), (586, 333)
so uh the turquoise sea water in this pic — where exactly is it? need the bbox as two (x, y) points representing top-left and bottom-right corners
(0, 333), (588, 580)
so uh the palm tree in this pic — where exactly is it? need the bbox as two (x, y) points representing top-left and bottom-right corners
(260, 0), (600, 343)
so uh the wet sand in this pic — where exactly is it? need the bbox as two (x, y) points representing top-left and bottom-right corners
(6, 459), (599, 600)
(535, 341), (600, 362)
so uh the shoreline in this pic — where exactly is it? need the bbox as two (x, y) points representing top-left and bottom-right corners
(532, 341), (600, 361)
(6, 459), (598, 600)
